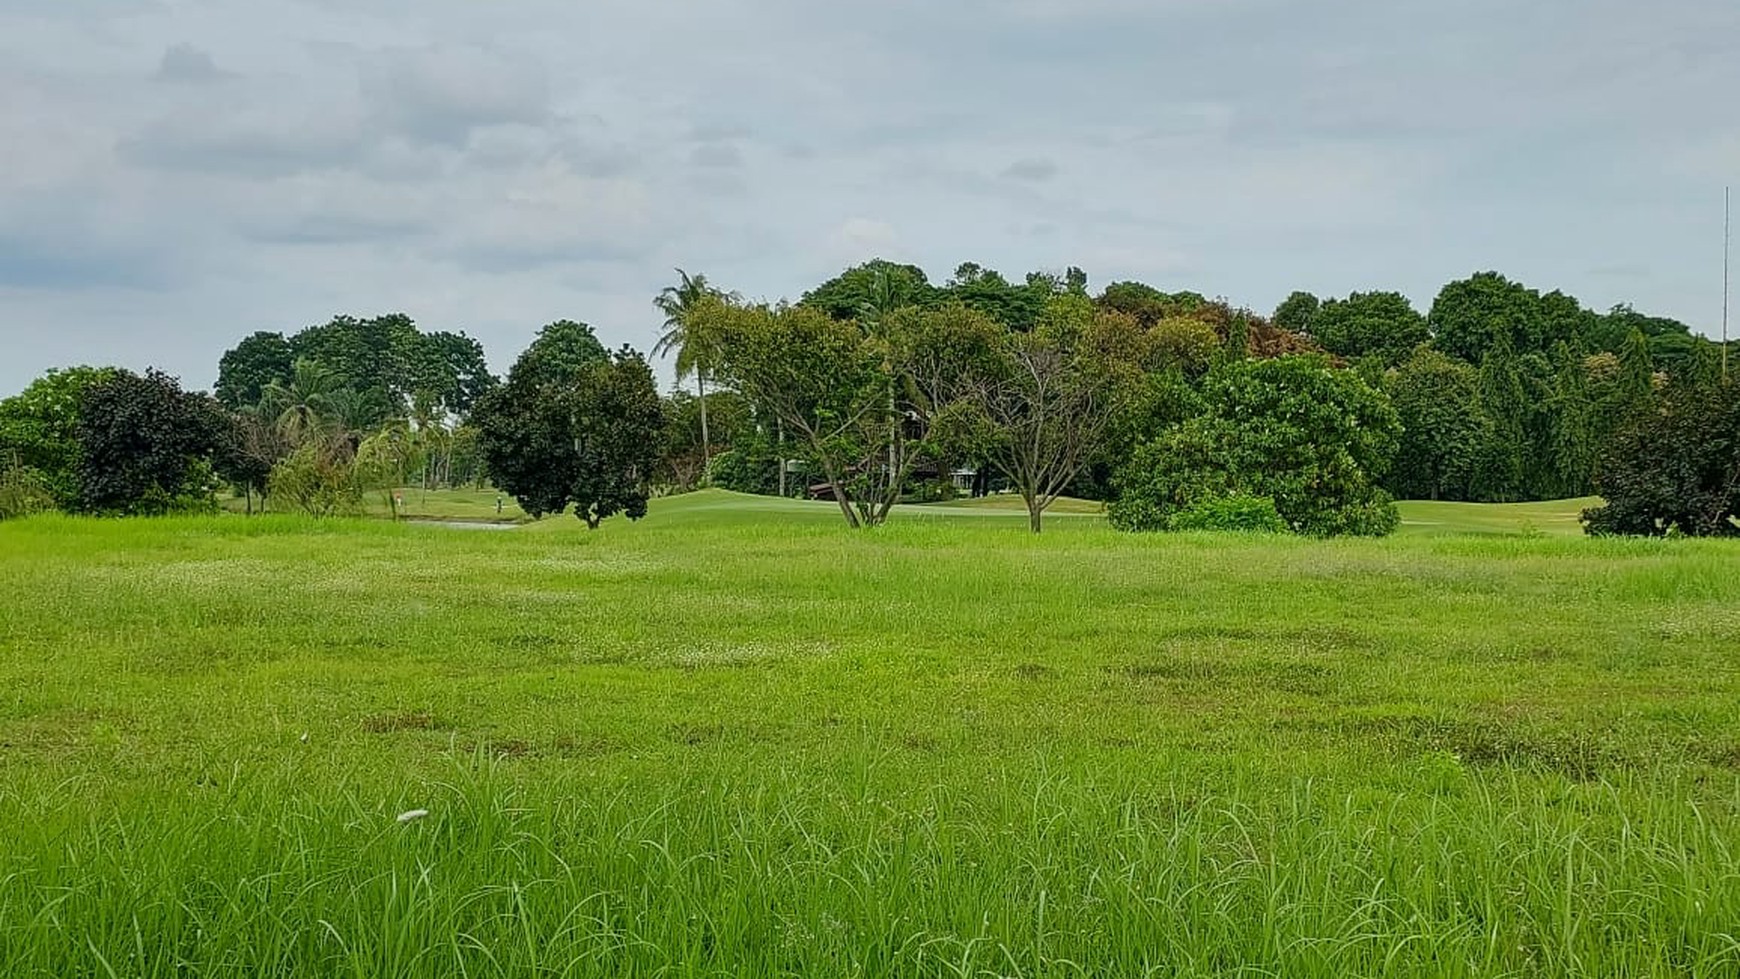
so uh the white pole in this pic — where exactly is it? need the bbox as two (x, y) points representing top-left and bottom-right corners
(1724, 186), (1731, 382)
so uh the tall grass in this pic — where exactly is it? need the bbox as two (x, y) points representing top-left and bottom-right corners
(1, 493), (1737, 976)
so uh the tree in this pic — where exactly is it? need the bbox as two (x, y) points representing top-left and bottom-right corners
(568, 348), (665, 528)
(1097, 282), (1207, 327)
(802, 260), (937, 321)
(1308, 291), (1428, 365)
(700, 297), (906, 528)
(75, 369), (228, 514)
(412, 331), (496, 417)
(942, 262), (1055, 331)
(0, 366), (116, 508)
(1428, 272), (1543, 363)
(1385, 348), (1483, 501)
(213, 406), (292, 513)
(1584, 382), (1740, 537)
(1615, 327), (1658, 419)
(214, 332), (294, 409)
(268, 440), (364, 517)
(474, 323), (662, 527)
(1272, 291), (1321, 335)
(661, 389), (751, 493)
(260, 359), (345, 446)
(1110, 356), (1401, 536)
(654, 271), (731, 470)
(0, 458), (54, 521)
(1470, 338), (1528, 502)
(1220, 311), (1251, 363)
(287, 314), (420, 424)
(945, 296), (1130, 532)
(1149, 316), (1220, 377)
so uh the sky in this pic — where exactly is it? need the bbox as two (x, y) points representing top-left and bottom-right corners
(2, 0), (1738, 397)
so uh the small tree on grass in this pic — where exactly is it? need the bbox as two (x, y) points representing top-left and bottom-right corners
(473, 322), (664, 527)
(76, 369), (229, 515)
(699, 297), (911, 528)
(936, 296), (1131, 533)
(1583, 381), (1740, 537)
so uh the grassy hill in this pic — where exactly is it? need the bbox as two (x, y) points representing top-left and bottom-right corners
(3, 494), (1735, 975)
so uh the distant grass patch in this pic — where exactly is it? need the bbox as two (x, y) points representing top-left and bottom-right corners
(1, 492), (1736, 976)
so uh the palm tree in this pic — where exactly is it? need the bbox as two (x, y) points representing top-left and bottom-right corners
(654, 269), (728, 467)
(260, 359), (343, 446)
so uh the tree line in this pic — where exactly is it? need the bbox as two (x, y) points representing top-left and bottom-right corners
(1, 263), (1734, 536)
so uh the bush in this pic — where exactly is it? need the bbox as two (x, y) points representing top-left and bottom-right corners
(707, 441), (790, 497)
(0, 463), (55, 520)
(1584, 382), (1739, 537)
(268, 442), (365, 517)
(1168, 493), (1287, 533)
(1110, 356), (1401, 537)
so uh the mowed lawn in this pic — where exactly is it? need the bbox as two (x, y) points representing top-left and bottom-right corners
(1, 492), (1738, 977)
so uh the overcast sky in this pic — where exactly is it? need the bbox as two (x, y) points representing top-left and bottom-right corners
(2, 0), (1737, 396)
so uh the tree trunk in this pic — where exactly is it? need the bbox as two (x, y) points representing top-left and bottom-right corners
(777, 419), (787, 498)
(1028, 496), (1043, 533)
(831, 483), (859, 528)
(697, 371), (711, 474)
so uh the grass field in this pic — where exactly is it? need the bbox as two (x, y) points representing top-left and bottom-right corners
(3, 491), (1738, 976)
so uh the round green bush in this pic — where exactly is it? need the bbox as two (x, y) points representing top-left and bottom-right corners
(1168, 493), (1287, 533)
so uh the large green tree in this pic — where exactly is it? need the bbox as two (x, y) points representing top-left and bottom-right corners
(802, 260), (937, 321)
(1309, 291), (1428, 366)
(1385, 348), (1483, 501)
(1271, 291), (1321, 336)
(1428, 272), (1544, 363)
(1544, 341), (1597, 499)
(214, 332), (294, 409)
(1470, 338), (1529, 502)
(1584, 381), (1740, 537)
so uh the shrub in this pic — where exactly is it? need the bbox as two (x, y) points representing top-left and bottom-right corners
(0, 462), (55, 520)
(707, 441), (789, 497)
(1110, 356), (1400, 537)
(1168, 493), (1287, 533)
(268, 442), (365, 517)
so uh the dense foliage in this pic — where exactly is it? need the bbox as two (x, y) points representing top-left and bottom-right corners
(1583, 381), (1740, 537)
(6, 258), (1731, 537)
(472, 322), (663, 526)
(1110, 357), (1401, 536)
(75, 370), (229, 515)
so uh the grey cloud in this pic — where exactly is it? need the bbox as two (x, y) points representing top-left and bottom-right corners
(360, 45), (550, 147)
(156, 43), (225, 83)
(689, 123), (754, 142)
(690, 142), (744, 169)
(117, 107), (369, 178)
(1002, 158), (1058, 182)
(0, 231), (170, 291)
